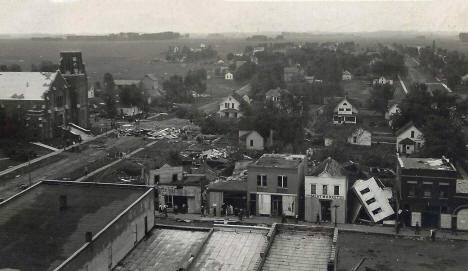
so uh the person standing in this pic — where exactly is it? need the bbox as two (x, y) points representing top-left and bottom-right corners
(415, 222), (420, 235)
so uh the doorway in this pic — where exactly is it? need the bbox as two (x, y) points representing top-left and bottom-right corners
(321, 200), (331, 221)
(271, 195), (283, 216)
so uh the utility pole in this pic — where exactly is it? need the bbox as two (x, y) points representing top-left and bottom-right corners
(333, 204), (339, 227)
(28, 154), (32, 187)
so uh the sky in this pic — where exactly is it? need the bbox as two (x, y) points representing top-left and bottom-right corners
(0, 0), (467, 34)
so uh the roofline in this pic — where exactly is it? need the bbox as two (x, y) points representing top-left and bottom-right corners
(53, 182), (154, 271)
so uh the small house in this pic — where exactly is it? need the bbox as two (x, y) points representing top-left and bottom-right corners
(395, 122), (424, 154)
(342, 70), (352, 81)
(218, 95), (242, 119)
(373, 76), (393, 86)
(347, 127), (372, 146)
(225, 72), (234, 80)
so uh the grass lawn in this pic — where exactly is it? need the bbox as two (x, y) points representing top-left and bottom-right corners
(338, 232), (468, 271)
(342, 78), (371, 107)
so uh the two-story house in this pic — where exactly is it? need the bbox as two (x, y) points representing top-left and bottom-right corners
(217, 94), (243, 119)
(397, 156), (457, 228)
(396, 122), (424, 154)
(333, 97), (358, 124)
(305, 157), (347, 224)
(247, 154), (305, 217)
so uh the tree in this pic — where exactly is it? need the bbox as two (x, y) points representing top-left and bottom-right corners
(184, 69), (207, 94)
(31, 60), (59, 72)
(163, 75), (190, 102)
(368, 84), (395, 114)
(119, 85), (145, 108)
(103, 73), (117, 118)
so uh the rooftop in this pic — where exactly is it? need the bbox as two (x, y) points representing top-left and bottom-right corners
(310, 157), (344, 177)
(115, 228), (208, 271)
(114, 79), (141, 86)
(250, 154), (304, 169)
(398, 157), (456, 171)
(190, 226), (268, 271)
(0, 72), (58, 100)
(262, 225), (335, 271)
(0, 180), (149, 271)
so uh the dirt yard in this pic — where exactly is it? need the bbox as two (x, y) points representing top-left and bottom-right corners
(338, 232), (468, 271)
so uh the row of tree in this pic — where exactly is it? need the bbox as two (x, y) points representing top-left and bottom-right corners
(162, 69), (207, 103)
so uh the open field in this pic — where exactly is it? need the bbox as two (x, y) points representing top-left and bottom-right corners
(338, 232), (468, 271)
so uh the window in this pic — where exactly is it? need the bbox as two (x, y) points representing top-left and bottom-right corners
(346, 108), (351, 111)
(234, 113), (238, 118)
(164, 195), (173, 208)
(366, 198), (376, 205)
(225, 103), (228, 108)
(339, 108), (344, 111)
(334, 185), (340, 195)
(407, 182), (417, 197)
(154, 175), (160, 184)
(257, 175), (267, 186)
(323, 185), (328, 195)
(250, 139), (254, 147)
(278, 176), (288, 188)
(439, 183), (449, 199)
(353, 136), (357, 143)
(423, 184), (432, 198)
(231, 103), (235, 108)
(372, 208), (382, 215)
(172, 174), (178, 182)
(311, 184), (316, 194)
(411, 131), (415, 138)
(360, 187), (370, 195)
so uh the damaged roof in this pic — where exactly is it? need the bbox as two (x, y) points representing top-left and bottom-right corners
(398, 157), (456, 171)
(0, 72), (59, 100)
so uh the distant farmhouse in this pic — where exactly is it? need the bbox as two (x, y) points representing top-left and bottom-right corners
(225, 72), (234, 80)
(342, 70), (352, 81)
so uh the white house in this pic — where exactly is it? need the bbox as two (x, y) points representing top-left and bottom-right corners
(119, 106), (142, 117)
(347, 128), (372, 146)
(218, 95), (242, 119)
(265, 87), (289, 104)
(342, 70), (352, 81)
(239, 130), (265, 151)
(396, 122), (424, 154)
(305, 157), (347, 224)
(225, 72), (234, 80)
(333, 97), (358, 124)
(373, 76), (393, 86)
(88, 86), (95, 99)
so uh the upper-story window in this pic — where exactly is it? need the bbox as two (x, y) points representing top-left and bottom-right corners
(411, 131), (415, 138)
(323, 185), (328, 195)
(277, 176), (288, 188)
(311, 184), (316, 194)
(334, 185), (340, 195)
(257, 175), (267, 186)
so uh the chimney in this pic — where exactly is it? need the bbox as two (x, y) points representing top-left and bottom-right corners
(59, 195), (67, 211)
(85, 231), (93, 242)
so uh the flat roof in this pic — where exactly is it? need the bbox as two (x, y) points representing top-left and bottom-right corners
(262, 226), (334, 271)
(250, 154), (304, 169)
(189, 227), (268, 271)
(398, 157), (456, 171)
(0, 180), (150, 271)
(115, 228), (208, 271)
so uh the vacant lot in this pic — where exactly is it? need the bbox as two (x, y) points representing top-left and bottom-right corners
(338, 232), (468, 271)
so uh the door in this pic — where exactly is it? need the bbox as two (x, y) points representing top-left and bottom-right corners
(321, 200), (331, 221)
(271, 195), (283, 216)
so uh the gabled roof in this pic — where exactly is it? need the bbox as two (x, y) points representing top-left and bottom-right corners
(343, 70), (351, 75)
(265, 87), (289, 98)
(310, 157), (344, 177)
(396, 121), (422, 136)
(0, 72), (59, 100)
(239, 130), (263, 140)
(333, 97), (359, 114)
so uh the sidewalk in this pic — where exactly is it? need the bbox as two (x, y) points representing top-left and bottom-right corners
(0, 129), (115, 178)
(162, 213), (468, 241)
